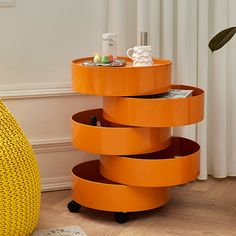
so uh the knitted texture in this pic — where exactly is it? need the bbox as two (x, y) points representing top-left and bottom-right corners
(0, 100), (41, 236)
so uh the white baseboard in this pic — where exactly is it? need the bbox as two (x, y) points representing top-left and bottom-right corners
(32, 138), (98, 192)
(1, 85), (100, 193)
(31, 138), (73, 154)
(41, 176), (71, 192)
(33, 139), (73, 192)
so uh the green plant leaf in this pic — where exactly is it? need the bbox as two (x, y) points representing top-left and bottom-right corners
(208, 27), (236, 52)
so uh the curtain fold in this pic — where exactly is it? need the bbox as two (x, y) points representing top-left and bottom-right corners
(174, 0), (198, 141)
(227, 0), (236, 176)
(196, 0), (209, 179)
(160, 0), (174, 60)
(208, 0), (228, 177)
(108, 0), (128, 55)
(107, 0), (236, 178)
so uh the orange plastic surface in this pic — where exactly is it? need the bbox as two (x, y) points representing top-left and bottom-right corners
(71, 160), (170, 212)
(100, 137), (200, 187)
(72, 57), (172, 96)
(103, 85), (204, 127)
(71, 108), (171, 155)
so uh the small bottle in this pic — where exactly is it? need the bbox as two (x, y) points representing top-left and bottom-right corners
(140, 32), (148, 46)
(102, 33), (117, 61)
(90, 116), (97, 126)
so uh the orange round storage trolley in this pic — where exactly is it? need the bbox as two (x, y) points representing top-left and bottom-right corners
(68, 57), (204, 223)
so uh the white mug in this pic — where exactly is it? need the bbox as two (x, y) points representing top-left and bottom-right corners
(127, 46), (153, 66)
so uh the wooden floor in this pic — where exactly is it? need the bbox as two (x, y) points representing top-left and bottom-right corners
(37, 177), (236, 236)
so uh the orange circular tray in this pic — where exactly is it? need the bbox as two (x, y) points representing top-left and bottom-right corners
(72, 57), (172, 96)
(71, 160), (170, 212)
(100, 137), (200, 187)
(103, 85), (204, 127)
(71, 108), (171, 155)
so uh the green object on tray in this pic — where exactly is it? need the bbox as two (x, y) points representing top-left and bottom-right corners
(82, 59), (126, 67)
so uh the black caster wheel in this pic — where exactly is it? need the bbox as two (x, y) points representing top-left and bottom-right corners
(67, 200), (81, 213)
(114, 212), (129, 224)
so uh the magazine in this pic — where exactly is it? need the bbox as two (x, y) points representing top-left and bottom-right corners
(156, 89), (193, 99)
(130, 89), (193, 99)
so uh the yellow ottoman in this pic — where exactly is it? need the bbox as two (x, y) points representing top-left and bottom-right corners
(0, 100), (41, 236)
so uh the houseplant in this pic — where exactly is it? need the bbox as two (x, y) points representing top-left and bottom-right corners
(208, 27), (236, 52)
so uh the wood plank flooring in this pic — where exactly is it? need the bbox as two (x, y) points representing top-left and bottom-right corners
(36, 177), (236, 236)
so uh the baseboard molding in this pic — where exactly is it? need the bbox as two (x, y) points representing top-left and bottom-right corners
(31, 138), (74, 154)
(31, 139), (74, 192)
(0, 82), (81, 99)
(41, 176), (71, 192)
(28, 139), (99, 193)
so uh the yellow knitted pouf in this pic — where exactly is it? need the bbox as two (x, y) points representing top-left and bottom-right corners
(0, 100), (41, 236)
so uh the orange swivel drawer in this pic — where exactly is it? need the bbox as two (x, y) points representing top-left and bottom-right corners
(100, 137), (200, 187)
(72, 57), (172, 96)
(103, 85), (204, 127)
(71, 108), (171, 155)
(71, 160), (170, 212)
(68, 57), (204, 223)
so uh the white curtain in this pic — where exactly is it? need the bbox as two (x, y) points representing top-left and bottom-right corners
(108, 0), (236, 179)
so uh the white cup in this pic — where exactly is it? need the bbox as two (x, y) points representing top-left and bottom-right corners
(127, 46), (153, 66)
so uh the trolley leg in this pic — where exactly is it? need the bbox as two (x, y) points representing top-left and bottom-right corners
(67, 200), (82, 213)
(114, 212), (129, 224)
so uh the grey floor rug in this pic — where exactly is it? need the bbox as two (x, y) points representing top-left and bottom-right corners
(31, 226), (87, 236)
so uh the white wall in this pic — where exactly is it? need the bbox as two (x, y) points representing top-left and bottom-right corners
(0, 0), (107, 191)
(0, 0), (108, 85)
(0, 0), (138, 191)
(3, 95), (102, 190)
